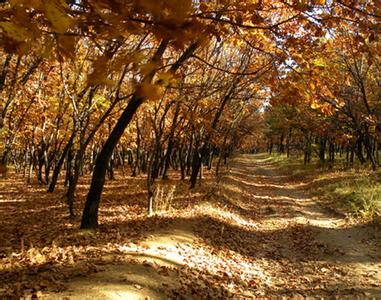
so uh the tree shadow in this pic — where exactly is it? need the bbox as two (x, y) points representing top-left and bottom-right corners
(95, 214), (381, 264)
(216, 181), (319, 221)
(1, 197), (380, 298)
(1, 155), (380, 298)
(266, 286), (381, 298)
(0, 251), (242, 299)
(302, 174), (363, 190)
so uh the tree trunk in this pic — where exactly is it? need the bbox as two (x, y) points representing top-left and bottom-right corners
(162, 102), (180, 179)
(355, 136), (366, 164)
(318, 136), (327, 162)
(80, 94), (144, 229)
(80, 39), (199, 228)
(48, 131), (76, 192)
(132, 118), (140, 177)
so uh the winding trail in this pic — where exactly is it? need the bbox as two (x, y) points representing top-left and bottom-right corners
(222, 154), (381, 297)
(46, 154), (381, 299)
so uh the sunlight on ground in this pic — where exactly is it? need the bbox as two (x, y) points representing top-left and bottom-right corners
(105, 290), (146, 300)
(2, 154), (381, 299)
(118, 246), (185, 266)
(222, 183), (244, 194)
(226, 175), (305, 190)
(0, 199), (26, 203)
(195, 202), (259, 229)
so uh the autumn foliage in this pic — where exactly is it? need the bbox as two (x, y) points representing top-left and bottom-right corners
(0, 0), (380, 297)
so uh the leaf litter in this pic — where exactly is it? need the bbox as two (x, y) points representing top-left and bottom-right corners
(1, 155), (380, 299)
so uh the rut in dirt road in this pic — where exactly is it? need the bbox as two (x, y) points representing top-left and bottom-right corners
(220, 154), (381, 298)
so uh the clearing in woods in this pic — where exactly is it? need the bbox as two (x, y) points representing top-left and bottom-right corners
(1, 154), (380, 299)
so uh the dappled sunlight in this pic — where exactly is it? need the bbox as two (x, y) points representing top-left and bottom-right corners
(0, 0), (379, 295)
(194, 202), (259, 229)
(104, 290), (150, 300)
(1, 155), (380, 298)
(120, 250), (185, 267)
(225, 174), (306, 191)
(0, 199), (27, 203)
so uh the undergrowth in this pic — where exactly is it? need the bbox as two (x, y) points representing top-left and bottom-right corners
(324, 177), (381, 220)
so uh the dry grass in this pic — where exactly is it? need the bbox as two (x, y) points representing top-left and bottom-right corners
(266, 153), (381, 221)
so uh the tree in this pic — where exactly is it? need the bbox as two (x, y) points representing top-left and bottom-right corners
(1, 0), (379, 228)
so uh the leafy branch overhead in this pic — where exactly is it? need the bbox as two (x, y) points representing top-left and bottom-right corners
(0, 1), (380, 297)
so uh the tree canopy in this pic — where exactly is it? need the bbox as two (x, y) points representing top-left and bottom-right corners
(0, 0), (380, 228)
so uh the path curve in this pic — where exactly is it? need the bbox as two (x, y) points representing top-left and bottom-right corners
(45, 154), (381, 299)
(223, 154), (381, 298)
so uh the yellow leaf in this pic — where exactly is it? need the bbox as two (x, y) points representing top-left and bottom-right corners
(164, 0), (192, 23)
(41, 37), (55, 58)
(311, 101), (320, 109)
(140, 61), (157, 76)
(57, 35), (76, 58)
(137, 81), (163, 100)
(0, 21), (30, 42)
(44, 0), (73, 33)
(87, 56), (115, 87)
(156, 72), (175, 85)
(312, 58), (326, 68)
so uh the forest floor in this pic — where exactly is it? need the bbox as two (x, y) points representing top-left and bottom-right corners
(1, 154), (380, 299)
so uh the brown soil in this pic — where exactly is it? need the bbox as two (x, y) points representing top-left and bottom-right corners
(2, 154), (380, 299)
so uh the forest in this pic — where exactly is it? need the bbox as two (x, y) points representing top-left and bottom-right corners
(0, 0), (380, 298)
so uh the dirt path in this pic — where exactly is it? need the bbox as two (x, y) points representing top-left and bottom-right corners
(45, 154), (381, 299)
(44, 221), (197, 299)
(223, 154), (381, 297)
